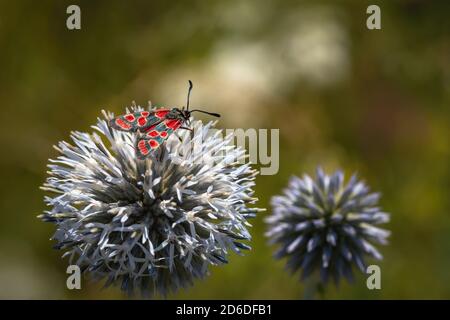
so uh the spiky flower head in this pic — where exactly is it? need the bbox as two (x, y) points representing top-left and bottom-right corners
(39, 107), (261, 297)
(266, 168), (390, 284)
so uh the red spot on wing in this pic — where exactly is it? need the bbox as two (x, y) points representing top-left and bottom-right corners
(165, 119), (182, 130)
(147, 130), (159, 137)
(138, 117), (147, 127)
(160, 131), (168, 138)
(137, 140), (150, 156)
(141, 111), (150, 117)
(155, 110), (170, 118)
(116, 118), (131, 130)
(149, 139), (159, 149)
(125, 114), (135, 122)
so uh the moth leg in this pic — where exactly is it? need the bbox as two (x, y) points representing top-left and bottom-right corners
(158, 143), (166, 162)
(174, 131), (183, 143)
(179, 126), (193, 132)
(179, 126), (194, 140)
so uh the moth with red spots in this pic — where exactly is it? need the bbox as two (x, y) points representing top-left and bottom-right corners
(109, 81), (220, 159)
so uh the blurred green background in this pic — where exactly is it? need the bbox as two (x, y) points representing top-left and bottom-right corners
(0, 0), (449, 299)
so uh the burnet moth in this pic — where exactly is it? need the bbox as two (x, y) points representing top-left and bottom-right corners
(109, 81), (220, 159)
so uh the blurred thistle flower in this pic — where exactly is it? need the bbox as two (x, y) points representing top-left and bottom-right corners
(266, 168), (390, 285)
(39, 107), (261, 297)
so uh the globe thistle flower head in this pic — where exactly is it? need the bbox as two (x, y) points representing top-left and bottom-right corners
(266, 167), (390, 285)
(39, 106), (261, 297)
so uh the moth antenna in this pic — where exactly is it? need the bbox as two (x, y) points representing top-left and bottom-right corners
(148, 100), (152, 109)
(190, 109), (221, 118)
(186, 80), (193, 111)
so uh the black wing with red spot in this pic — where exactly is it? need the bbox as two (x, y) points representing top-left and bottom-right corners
(135, 118), (183, 159)
(109, 109), (171, 132)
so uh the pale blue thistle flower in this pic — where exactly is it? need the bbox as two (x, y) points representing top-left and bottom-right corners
(266, 168), (390, 284)
(39, 107), (261, 296)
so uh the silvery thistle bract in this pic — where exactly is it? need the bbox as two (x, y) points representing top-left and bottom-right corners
(266, 168), (390, 284)
(39, 108), (262, 296)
